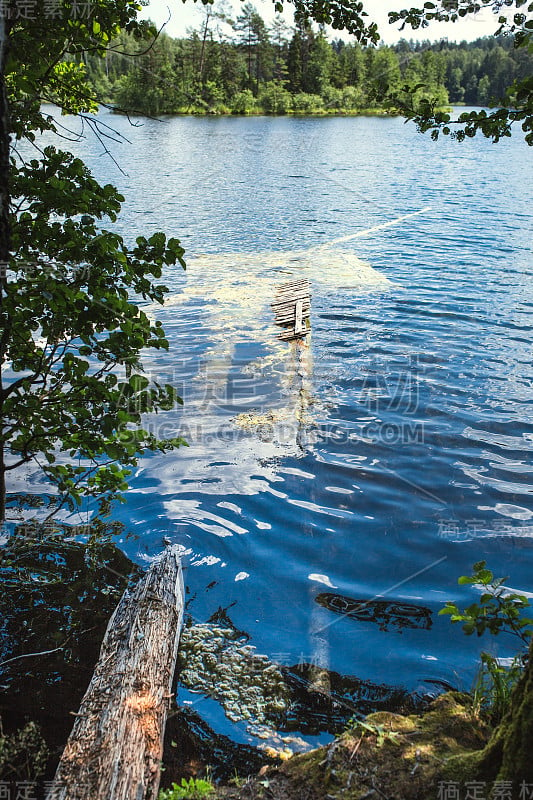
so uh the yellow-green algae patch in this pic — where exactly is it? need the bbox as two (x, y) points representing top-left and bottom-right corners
(213, 693), (493, 800)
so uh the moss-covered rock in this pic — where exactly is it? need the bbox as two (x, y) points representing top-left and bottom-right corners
(213, 692), (493, 800)
(204, 645), (533, 800)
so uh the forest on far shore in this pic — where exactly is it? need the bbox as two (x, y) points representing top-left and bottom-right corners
(82, 5), (533, 117)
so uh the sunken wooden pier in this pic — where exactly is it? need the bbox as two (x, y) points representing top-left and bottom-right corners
(271, 278), (311, 341)
(50, 546), (184, 800)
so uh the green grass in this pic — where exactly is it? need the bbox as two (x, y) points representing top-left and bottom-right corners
(472, 652), (525, 725)
(158, 777), (215, 800)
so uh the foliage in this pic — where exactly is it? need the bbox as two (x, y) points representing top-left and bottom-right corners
(1, 1), (189, 520)
(258, 81), (292, 113)
(231, 88), (259, 114)
(283, 0), (379, 42)
(322, 84), (365, 110)
(235, 2), (274, 91)
(439, 561), (533, 646)
(472, 652), (525, 725)
(346, 717), (401, 747)
(291, 91), (325, 111)
(389, 0), (533, 142)
(113, 32), (184, 115)
(83, 17), (533, 119)
(441, 562), (532, 727)
(0, 719), (48, 782)
(158, 777), (215, 800)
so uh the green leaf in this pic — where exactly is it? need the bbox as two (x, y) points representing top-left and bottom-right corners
(128, 374), (150, 392)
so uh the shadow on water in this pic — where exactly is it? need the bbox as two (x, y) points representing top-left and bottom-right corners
(0, 518), (140, 779)
(281, 662), (428, 736)
(162, 708), (271, 785)
(315, 592), (433, 633)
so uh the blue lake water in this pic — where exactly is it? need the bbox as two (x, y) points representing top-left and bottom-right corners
(18, 110), (533, 754)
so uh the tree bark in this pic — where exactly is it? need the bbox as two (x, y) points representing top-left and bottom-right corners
(495, 638), (533, 782)
(0, 13), (10, 264)
(49, 546), (185, 800)
(0, 448), (5, 524)
(0, 10), (11, 524)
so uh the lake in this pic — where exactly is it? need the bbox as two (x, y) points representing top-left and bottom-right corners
(14, 110), (533, 758)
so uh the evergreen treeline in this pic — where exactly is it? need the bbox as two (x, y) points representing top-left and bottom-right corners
(82, 4), (532, 116)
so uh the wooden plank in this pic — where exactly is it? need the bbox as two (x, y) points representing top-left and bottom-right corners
(273, 280), (310, 296)
(273, 287), (309, 299)
(278, 325), (309, 339)
(272, 293), (311, 304)
(278, 328), (308, 341)
(49, 547), (184, 800)
(274, 287), (307, 297)
(271, 295), (311, 311)
(274, 304), (311, 316)
(276, 280), (311, 294)
(273, 315), (310, 327)
(274, 279), (309, 290)
(274, 310), (310, 326)
(274, 319), (307, 328)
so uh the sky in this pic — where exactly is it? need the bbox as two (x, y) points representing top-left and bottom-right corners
(138, 0), (504, 44)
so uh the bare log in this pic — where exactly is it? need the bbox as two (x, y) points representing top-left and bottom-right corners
(50, 546), (184, 800)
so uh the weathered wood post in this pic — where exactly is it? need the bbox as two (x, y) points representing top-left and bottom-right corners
(49, 546), (184, 800)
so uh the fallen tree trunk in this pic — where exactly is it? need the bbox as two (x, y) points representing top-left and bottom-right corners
(49, 546), (184, 800)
